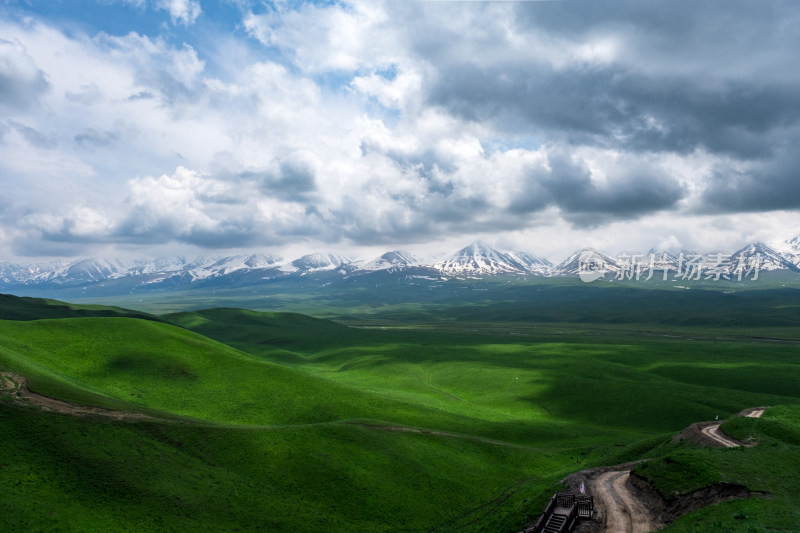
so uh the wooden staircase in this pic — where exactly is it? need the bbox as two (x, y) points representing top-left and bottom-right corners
(522, 493), (593, 533)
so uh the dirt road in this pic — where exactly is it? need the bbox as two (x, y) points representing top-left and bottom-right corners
(0, 371), (153, 421)
(700, 423), (743, 448)
(701, 407), (766, 448)
(583, 407), (767, 532)
(588, 470), (660, 533)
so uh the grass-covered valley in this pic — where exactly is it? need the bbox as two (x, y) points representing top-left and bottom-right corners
(2, 286), (800, 532)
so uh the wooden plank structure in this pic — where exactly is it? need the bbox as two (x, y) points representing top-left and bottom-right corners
(521, 493), (594, 533)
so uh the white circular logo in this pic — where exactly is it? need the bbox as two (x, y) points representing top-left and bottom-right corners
(578, 250), (607, 283)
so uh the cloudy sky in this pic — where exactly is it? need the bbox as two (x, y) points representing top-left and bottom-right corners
(2, 0), (800, 263)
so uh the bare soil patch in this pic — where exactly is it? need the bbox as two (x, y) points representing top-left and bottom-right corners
(0, 371), (153, 421)
(739, 407), (768, 418)
(628, 473), (751, 525)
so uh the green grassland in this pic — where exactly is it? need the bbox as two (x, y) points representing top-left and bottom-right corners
(1, 292), (800, 531)
(634, 405), (800, 531)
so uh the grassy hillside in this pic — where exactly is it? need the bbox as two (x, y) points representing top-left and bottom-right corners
(2, 293), (800, 531)
(0, 317), (512, 432)
(634, 406), (800, 531)
(0, 312), (571, 532)
(0, 400), (566, 532)
(166, 308), (800, 434)
(0, 293), (159, 322)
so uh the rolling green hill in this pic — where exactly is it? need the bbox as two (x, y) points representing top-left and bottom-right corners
(2, 293), (800, 531)
(634, 405), (800, 531)
(0, 293), (160, 322)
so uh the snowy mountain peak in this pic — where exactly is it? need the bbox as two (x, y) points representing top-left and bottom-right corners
(506, 251), (553, 275)
(434, 242), (544, 276)
(778, 235), (800, 267)
(291, 253), (350, 271)
(187, 254), (282, 279)
(243, 254), (281, 268)
(48, 258), (131, 283)
(359, 250), (420, 272)
(131, 256), (190, 274)
(551, 248), (620, 276)
(730, 242), (798, 272)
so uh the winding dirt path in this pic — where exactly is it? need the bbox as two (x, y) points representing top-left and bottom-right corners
(588, 470), (661, 533)
(0, 371), (153, 421)
(700, 423), (742, 448)
(583, 407), (767, 533)
(701, 407), (766, 448)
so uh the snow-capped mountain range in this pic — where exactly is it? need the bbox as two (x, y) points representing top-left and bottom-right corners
(433, 241), (551, 276)
(1, 239), (799, 292)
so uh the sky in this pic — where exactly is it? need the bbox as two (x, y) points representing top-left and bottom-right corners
(2, 0), (800, 263)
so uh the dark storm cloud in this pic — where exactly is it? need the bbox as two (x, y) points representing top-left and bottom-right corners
(414, 0), (800, 152)
(112, 212), (259, 248)
(255, 152), (318, 202)
(545, 157), (685, 227)
(402, 0), (800, 217)
(428, 61), (800, 160)
(509, 152), (685, 225)
(702, 148), (800, 212)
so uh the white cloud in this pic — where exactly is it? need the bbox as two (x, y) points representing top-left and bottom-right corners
(156, 0), (202, 26)
(2, 1), (800, 260)
(0, 38), (49, 109)
(119, 166), (242, 240)
(351, 66), (423, 110)
(244, 1), (403, 73)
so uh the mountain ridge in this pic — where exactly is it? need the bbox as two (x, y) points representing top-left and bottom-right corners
(2, 239), (799, 292)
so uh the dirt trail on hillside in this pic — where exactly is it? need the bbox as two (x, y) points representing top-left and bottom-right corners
(566, 407), (768, 533)
(676, 407), (767, 448)
(587, 470), (661, 533)
(0, 371), (153, 421)
(347, 422), (529, 449)
(743, 407), (766, 418)
(701, 407), (766, 447)
(700, 423), (743, 448)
